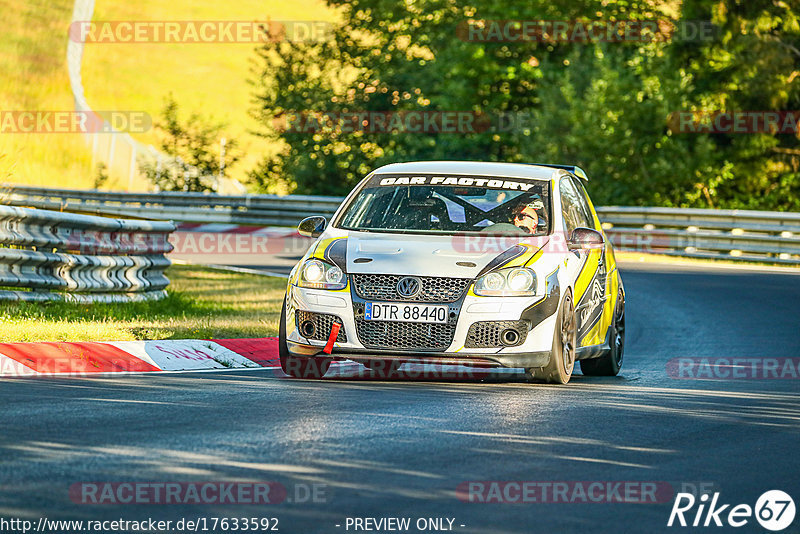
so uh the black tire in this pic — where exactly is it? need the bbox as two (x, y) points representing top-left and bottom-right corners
(528, 290), (576, 384)
(580, 288), (625, 376)
(278, 298), (331, 379)
(363, 360), (402, 378)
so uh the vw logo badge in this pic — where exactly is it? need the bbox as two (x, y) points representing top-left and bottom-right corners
(396, 276), (422, 298)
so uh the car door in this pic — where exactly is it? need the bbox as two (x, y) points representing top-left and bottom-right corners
(559, 175), (607, 346)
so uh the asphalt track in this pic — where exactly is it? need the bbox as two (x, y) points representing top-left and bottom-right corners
(1, 260), (799, 533)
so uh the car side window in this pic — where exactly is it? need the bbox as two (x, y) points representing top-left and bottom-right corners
(559, 176), (592, 234)
(569, 177), (597, 229)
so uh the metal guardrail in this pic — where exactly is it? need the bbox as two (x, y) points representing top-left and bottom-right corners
(2, 185), (799, 265)
(0, 205), (175, 302)
(598, 206), (800, 265)
(0, 185), (343, 226)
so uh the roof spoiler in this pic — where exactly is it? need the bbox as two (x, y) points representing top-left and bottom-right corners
(528, 163), (589, 181)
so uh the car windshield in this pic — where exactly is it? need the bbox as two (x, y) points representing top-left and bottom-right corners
(336, 174), (552, 235)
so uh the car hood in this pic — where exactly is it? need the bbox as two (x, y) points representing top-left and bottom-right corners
(343, 231), (550, 278)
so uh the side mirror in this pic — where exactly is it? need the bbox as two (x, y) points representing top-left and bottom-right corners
(568, 227), (605, 251)
(298, 216), (327, 238)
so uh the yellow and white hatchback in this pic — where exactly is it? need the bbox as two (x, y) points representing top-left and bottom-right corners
(280, 161), (625, 384)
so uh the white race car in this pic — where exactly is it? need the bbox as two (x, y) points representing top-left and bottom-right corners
(279, 161), (625, 384)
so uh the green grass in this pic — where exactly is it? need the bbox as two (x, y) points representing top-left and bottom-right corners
(0, 265), (286, 342)
(1, 0), (334, 191)
(0, 0), (97, 189)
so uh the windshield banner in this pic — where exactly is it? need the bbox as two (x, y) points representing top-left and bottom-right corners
(371, 174), (542, 191)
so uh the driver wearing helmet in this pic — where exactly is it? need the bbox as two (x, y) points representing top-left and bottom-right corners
(512, 198), (546, 234)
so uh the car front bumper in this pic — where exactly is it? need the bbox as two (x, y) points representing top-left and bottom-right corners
(285, 284), (559, 369)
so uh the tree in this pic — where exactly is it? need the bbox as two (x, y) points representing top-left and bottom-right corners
(249, 0), (799, 209)
(671, 0), (800, 210)
(140, 95), (239, 192)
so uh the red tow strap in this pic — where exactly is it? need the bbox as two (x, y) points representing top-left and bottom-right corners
(323, 323), (341, 354)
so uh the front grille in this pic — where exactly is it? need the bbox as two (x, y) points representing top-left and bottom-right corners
(355, 320), (456, 351)
(351, 274), (471, 303)
(465, 320), (529, 348)
(296, 310), (347, 342)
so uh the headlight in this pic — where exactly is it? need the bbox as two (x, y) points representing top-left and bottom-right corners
(474, 267), (537, 296)
(326, 266), (343, 284)
(483, 272), (505, 291)
(303, 260), (324, 283)
(298, 259), (347, 290)
(508, 268), (534, 291)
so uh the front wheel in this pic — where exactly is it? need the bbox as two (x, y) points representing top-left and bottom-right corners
(580, 288), (625, 376)
(279, 298), (331, 379)
(527, 290), (576, 384)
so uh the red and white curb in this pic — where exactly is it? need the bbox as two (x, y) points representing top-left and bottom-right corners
(0, 338), (508, 380)
(0, 338), (283, 377)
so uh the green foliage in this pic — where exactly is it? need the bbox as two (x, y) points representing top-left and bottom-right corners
(249, 0), (800, 210)
(141, 95), (240, 192)
(674, 0), (800, 210)
(92, 163), (109, 189)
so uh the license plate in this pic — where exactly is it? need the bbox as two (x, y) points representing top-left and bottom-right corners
(364, 302), (448, 324)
